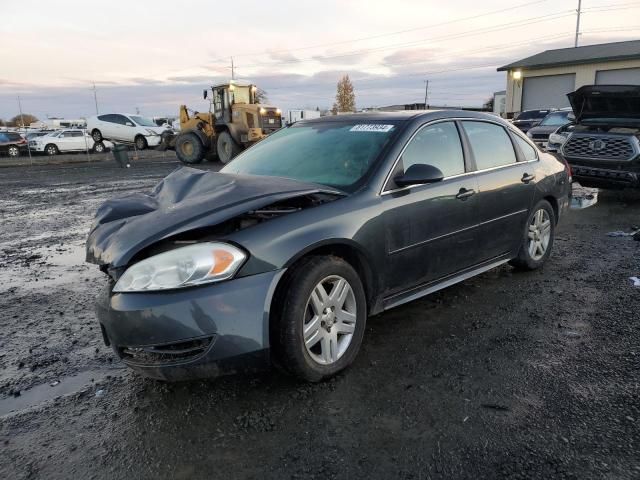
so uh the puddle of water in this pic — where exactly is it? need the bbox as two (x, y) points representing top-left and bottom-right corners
(0, 242), (101, 292)
(0, 368), (124, 417)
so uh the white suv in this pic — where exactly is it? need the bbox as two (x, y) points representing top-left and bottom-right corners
(86, 114), (168, 150)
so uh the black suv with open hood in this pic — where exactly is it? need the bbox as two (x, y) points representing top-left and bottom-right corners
(561, 85), (640, 188)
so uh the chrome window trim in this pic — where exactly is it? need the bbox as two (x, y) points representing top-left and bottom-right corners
(380, 117), (539, 196)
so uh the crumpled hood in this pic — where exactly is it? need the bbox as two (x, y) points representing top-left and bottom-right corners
(568, 85), (640, 124)
(86, 167), (344, 268)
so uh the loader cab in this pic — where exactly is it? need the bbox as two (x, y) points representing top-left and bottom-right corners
(210, 83), (258, 124)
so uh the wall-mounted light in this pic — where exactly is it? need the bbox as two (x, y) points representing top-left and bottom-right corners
(512, 70), (522, 80)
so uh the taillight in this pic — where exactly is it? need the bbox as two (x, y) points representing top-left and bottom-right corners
(562, 156), (572, 180)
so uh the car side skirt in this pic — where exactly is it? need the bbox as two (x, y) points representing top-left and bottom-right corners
(382, 255), (511, 311)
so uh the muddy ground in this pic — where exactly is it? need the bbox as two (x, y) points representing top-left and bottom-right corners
(0, 159), (639, 479)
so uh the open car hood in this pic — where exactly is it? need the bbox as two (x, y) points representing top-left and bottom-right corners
(86, 167), (344, 268)
(567, 85), (640, 124)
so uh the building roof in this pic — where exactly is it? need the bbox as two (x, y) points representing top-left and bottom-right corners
(497, 40), (640, 72)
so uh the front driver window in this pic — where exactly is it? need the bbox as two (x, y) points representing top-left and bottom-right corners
(401, 122), (465, 177)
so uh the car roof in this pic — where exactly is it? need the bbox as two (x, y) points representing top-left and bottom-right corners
(295, 110), (509, 125)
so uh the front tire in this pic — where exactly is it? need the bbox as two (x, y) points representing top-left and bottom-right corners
(216, 131), (241, 164)
(273, 256), (367, 382)
(91, 129), (103, 142)
(175, 133), (205, 164)
(92, 141), (106, 153)
(510, 200), (555, 270)
(134, 135), (148, 150)
(45, 144), (59, 156)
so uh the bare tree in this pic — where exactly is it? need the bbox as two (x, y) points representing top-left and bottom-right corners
(483, 97), (494, 111)
(10, 114), (38, 127)
(255, 88), (268, 104)
(333, 75), (355, 114)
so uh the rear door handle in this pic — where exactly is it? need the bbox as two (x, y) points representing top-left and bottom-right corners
(456, 188), (475, 200)
(521, 173), (536, 184)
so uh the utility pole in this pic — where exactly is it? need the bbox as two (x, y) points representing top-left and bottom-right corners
(17, 95), (32, 163)
(574, 0), (582, 47)
(92, 82), (99, 114)
(423, 79), (429, 109)
(230, 57), (235, 80)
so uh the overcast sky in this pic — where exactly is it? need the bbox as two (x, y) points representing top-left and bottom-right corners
(1, 0), (638, 120)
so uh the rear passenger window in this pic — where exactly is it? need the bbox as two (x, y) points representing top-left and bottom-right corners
(512, 134), (538, 162)
(462, 121), (517, 170)
(401, 122), (465, 178)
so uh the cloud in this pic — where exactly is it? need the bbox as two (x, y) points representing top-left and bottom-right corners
(166, 75), (218, 84)
(383, 48), (438, 66)
(267, 51), (299, 63)
(128, 77), (165, 85)
(310, 51), (369, 65)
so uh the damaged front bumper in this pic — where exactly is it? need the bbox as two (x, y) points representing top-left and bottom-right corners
(96, 269), (285, 380)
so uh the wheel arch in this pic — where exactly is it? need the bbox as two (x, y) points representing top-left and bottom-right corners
(542, 195), (559, 224)
(273, 239), (378, 317)
(180, 128), (211, 149)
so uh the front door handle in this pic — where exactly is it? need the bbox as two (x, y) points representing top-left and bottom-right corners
(456, 188), (475, 200)
(521, 173), (536, 184)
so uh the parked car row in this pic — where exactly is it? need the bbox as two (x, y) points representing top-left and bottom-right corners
(0, 128), (116, 157)
(513, 85), (640, 189)
(0, 131), (29, 157)
(29, 129), (113, 155)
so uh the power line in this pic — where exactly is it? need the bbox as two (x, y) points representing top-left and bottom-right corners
(210, 0), (551, 62)
(232, 11), (576, 70)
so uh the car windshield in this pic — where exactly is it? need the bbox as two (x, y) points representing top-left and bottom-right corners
(221, 121), (401, 191)
(516, 110), (550, 120)
(540, 112), (570, 126)
(130, 116), (157, 127)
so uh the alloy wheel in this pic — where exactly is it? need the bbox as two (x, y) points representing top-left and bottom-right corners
(8, 146), (19, 157)
(303, 275), (357, 365)
(528, 208), (551, 261)
(46, 145), (57, 156)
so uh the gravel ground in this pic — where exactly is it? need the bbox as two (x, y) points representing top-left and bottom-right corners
(0, 159), (638, 479)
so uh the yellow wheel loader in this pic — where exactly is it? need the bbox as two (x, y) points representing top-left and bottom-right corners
(160, 82), (282, 164)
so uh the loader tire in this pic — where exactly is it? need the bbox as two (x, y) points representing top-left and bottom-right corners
(175, 133), (205, 164)
(216, 131), (241, 164)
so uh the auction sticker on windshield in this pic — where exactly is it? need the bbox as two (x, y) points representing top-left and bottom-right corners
(350, 124), (394, 132)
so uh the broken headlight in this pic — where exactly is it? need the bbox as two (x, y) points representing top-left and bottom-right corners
(113, 242), (246, 293)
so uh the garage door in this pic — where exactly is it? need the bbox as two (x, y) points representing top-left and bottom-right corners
(522, 74), (575, 110)
(596, 67), (640, 85)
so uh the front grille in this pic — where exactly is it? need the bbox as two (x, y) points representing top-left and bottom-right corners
(530, 133), (548, 140)
(563, 134), (636, 161)
(260, 113), (281, 129)
(119, 336), (215, 366)
(572, 165), (638, 185)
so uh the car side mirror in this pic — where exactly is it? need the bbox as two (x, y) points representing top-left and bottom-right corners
(394, 163), (444, 188)
(203, 89), (208, 100)
(567, 112), (575, 121)
(126, 122), (133, 127)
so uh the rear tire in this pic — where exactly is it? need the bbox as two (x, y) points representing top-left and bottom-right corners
(510, 199), (555, 270)
(273, 256), (367, 382)
(45, 144), (59, 156)
(91, 129), (103, 142)
(175, 132), (205, 164)
(134, 135), (148, 150)
(7, 145), (20, 157)
(216, 131), (241, 164)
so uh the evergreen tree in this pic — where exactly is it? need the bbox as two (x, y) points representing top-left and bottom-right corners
(333, 75), (355, 113)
